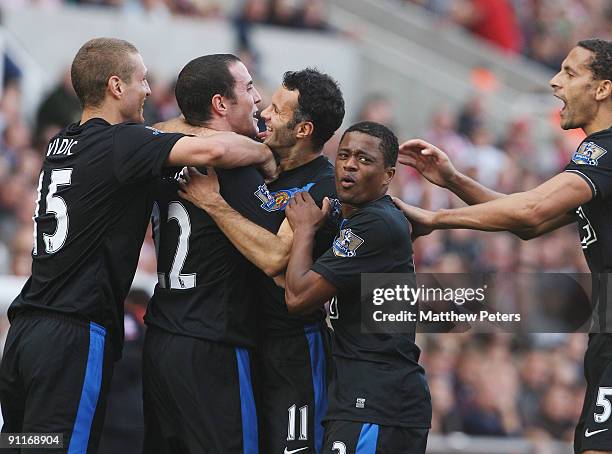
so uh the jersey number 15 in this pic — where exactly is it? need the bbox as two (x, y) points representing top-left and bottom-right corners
(32, 168), (73, 255)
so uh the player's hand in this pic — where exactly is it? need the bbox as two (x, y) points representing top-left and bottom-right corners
(178, 166), (222, 210)
(285, 192), (331, 232)
(398, 139), (458, 188)
(392, 196), (435, 241)
(258, 145), (280, 183)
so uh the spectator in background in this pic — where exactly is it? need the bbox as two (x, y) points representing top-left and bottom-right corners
(449, 0), (522, 54)
(357, 93), (396, 132)
(35, 68), (81, 146)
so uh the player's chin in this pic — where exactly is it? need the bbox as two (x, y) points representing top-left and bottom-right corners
(336, 187), (356, 204)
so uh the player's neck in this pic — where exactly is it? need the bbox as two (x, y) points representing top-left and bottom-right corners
(341, 203), (358, 218)
(584, 107), (612, 136)
(278, 143), (320, 172)
(80, 106), (127, 126)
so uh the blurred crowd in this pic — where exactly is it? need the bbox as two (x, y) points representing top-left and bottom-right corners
(0, 0), (598, 448)
(420, 332), (586, 444)
(405, 0), (612, 70)
(1, 0), (330, 31)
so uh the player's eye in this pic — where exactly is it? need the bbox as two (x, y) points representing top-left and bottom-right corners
(338, 152), (348, 159)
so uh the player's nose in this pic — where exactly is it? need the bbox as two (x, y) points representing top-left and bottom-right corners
(253, 87), (262, 105)
(549, 72), (561, 90)
(343, 155), (359, 170)
(260, 105), (271, 121)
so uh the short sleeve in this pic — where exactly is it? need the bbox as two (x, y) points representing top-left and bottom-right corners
(564, 136), (612, 200)
(113, 124), (185, 184)
(311, 211), (392, 293)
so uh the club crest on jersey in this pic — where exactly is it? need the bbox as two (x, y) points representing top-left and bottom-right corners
(145, 126), (163, 135)
(332, 228), (364, 257)
(254, 183), (315, 212)
(572, 141), (608, 166)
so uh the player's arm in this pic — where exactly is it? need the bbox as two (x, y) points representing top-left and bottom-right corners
(166, 133), (277, 177)
(284, 192), (337, 314)
(399, 139), (576, 239)
(394, 172), (591, 238)
(178, 167), (292, 277)
(399, 139), (504, 203)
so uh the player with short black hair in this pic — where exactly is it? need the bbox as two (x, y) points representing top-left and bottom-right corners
(341, 121), (399, 178)
(283, 121), (431, 452)
(393, 39), (611, 454)
(142, 54), (277, 454)
(0, 38), (274, 454)
(174, 54), (240, 126)
(180, 68), (345, 454)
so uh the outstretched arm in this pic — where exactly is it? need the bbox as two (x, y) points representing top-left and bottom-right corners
(398, 139), (577, 239)
(394, 172), (589, 239)
(178, 167), (292, 277)
(399, 139), (504, 204)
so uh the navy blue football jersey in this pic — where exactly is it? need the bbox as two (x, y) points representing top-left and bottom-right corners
(9, 119), (184, 357)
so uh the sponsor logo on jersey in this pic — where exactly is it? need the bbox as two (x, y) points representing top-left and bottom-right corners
(332, 228), (364, 257)
(254, 183), (315, 212)
(585, 428), (608, 437)
(572, 141), (608, 166)
(145, 126), (163, 135)
(284, 448), (308, 454)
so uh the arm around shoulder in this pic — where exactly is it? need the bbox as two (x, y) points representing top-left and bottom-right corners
(165, 133), (273, 169)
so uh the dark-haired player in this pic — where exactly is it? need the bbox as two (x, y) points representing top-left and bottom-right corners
(284, 121), (431, 452)
(0, 39), (273, 454)
(393, 39), (611, 454)
(180, 68), (345, 453)
(142, 54), (278, 454)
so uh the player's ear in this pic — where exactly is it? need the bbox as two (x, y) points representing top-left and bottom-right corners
(107, 75), (123, 100)
(384, 166), (395, 185)
(211, 94), (227, 117)
(296, 121), (313, 140)
(594, 79), (611, 101)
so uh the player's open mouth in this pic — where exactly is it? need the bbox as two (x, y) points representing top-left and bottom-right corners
(554, 94), (567, 114)
(339, 175), (356, 188)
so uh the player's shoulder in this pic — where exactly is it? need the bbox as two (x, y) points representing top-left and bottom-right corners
(350, 196), (408, 235)
(295, 155), (334, 182)
(571, 127), (612, 167)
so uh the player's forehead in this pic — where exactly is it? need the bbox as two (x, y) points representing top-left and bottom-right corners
(229, 61), (252, 87)
(562, 46), (594, 74)
(271, 85), (298, 112)
(339, 131), (382, 157)
(129, 52), (147, 77)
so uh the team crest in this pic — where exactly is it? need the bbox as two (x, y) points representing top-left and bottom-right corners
(571, 141), (608, 166)
(254, 183), (315, 212)
(332, 228), (364, 257)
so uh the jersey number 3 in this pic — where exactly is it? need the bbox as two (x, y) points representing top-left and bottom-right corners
(33, 168), (73, 255)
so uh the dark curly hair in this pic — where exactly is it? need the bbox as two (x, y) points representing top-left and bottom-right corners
(341, 121), (399, 168)
(282, 68), (345, 150)
(577, 39), (611, 81)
